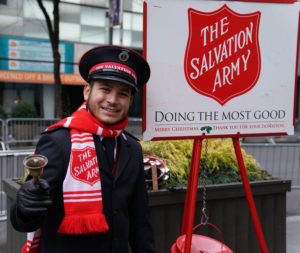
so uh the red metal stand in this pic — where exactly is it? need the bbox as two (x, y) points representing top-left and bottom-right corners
(232, 137), (269, 253)
(179, 137), (269, 253)
(180, 138), (203, 253)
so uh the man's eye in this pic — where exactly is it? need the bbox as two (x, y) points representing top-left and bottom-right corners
(120, 92), (130, 97)
(100, 87), (110, 92)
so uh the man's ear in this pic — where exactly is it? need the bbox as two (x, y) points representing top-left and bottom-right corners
(83, 84), (91, 101)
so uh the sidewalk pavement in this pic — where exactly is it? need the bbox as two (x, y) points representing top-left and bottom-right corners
(0, 215), (299, 253)
(287, 215), (300, 253)
(0, 220), (6, 253)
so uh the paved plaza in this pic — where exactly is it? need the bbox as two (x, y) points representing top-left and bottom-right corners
(0, 214), (299, 253)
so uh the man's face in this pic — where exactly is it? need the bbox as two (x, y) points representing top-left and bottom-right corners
(83, 80), (133, 125)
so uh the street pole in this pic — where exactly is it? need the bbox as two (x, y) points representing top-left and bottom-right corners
(109, 24), (113, 45)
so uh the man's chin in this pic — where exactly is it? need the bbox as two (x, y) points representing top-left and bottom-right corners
(99, 116), (123, 126)
(90, 110), (126, 125)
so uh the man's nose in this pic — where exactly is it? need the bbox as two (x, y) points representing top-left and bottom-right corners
(107, 92), (118, 103)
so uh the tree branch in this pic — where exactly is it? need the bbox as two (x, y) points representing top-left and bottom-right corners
(36, 0), (63, 118)
(36, 0), (54, 45)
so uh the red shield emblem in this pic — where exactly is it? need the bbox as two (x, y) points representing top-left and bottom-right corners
(70, 147), (100, 186)
(185, 5), (261, 105)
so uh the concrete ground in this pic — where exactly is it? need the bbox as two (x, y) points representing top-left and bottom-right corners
(286, 189), (300, 253)
(287, 215), (300, 253)
(0, 215), (299, 253)
(0, 220), (6, 253)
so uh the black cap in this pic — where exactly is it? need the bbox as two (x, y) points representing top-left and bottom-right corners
(79, 45), (150, 90)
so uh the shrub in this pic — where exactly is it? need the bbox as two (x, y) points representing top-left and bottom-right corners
(11, 102), (38, 118)
(140, 139), (273, 189)
(0, 106), (7, 118)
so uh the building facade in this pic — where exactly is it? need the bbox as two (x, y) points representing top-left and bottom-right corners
(0, 0), (143, 118)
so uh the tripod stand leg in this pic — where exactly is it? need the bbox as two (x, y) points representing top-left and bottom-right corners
(181, 139), (198, 234)
(232, 137), (269, 253)
(180, 138), (203, 253)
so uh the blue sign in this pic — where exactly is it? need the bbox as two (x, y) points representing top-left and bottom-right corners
(0, 36), (74, 73)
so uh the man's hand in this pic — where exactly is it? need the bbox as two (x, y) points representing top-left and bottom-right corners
(16, 179), (52, 217)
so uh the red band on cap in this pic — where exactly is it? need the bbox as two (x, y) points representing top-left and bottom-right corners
(89, 62), (137, 81)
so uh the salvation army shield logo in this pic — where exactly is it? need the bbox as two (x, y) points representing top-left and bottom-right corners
(184, 5), (261, 105)
(70, 147), (100, 186)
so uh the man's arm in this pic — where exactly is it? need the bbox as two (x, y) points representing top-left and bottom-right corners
(129, 145), (156, 253)
(10, 131), (68, 232)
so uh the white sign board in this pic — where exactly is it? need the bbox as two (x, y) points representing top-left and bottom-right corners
(143, 0), (300, 140)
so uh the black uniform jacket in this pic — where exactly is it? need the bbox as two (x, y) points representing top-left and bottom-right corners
(10, 128), (156, 253)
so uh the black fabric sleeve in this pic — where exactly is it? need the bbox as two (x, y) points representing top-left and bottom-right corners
(10, 130), (69, 232)
(129, 144), (156, 253)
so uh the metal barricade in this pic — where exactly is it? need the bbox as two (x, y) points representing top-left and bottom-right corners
(5, 118), (58, 149)
(126, 117), (142, 139)
(0, 119), (5, 151)
(0, 119), (4, 141)
(2, 117), (142, 148)
(0, 150), (33, 220)
(242, 143), (300, 189)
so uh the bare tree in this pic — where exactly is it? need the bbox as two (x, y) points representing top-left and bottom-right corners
(36, 0), (62, 118)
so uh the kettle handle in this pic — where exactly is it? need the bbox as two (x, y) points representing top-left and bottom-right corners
(192, 222), (226, 246)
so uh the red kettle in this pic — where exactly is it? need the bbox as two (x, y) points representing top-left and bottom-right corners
(171, 223), (233, 253)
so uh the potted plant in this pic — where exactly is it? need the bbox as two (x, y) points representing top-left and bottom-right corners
(140, 139), (291, 253)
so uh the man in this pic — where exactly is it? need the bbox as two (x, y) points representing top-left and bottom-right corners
(10, 45), (156, 253)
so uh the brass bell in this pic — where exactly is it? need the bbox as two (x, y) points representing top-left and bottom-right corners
(23, 154), (48, 185)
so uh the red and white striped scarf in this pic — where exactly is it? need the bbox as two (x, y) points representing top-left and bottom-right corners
(22, 102), (127, 253)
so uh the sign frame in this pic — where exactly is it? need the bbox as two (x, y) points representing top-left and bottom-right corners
(142, 0), (300, 141)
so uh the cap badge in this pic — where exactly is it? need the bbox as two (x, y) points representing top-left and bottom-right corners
(119, 51), (129, 62)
